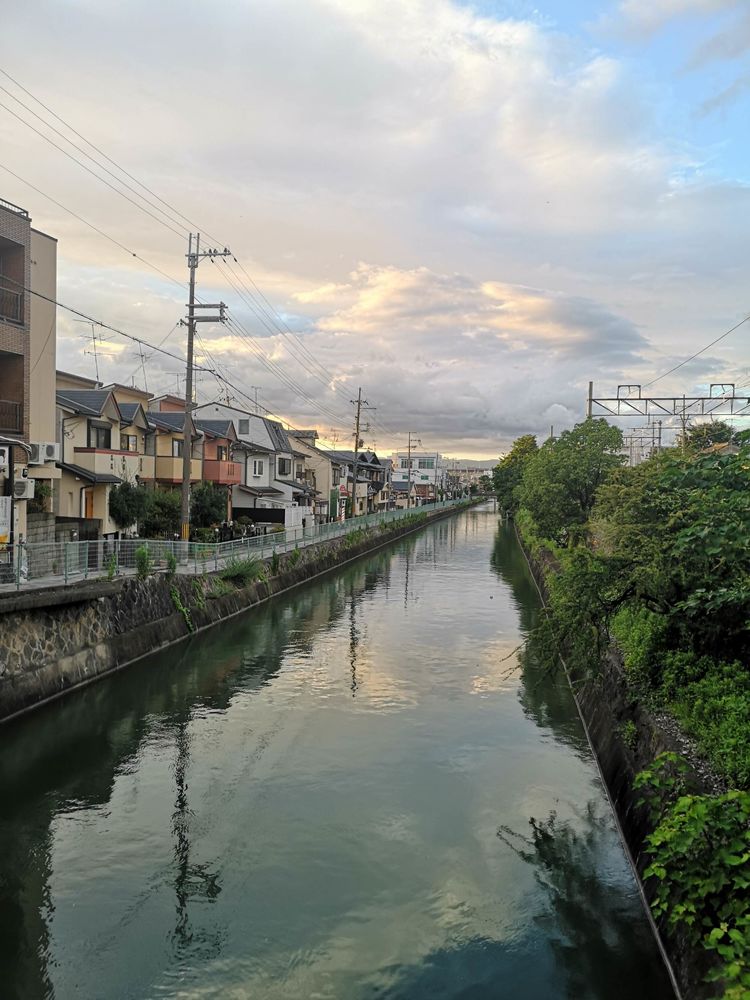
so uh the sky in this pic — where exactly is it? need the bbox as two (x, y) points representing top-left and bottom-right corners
(1, 0), (749, 457)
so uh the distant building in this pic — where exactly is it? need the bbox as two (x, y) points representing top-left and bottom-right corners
(390, 451), (447, 500)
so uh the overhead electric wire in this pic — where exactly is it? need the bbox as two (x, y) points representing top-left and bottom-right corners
(641, 313), (750, 390)
(0, 159), (187, 291)
(0, 67), (206, 236)
(0, 82), (192, 236)
(0, 99), (186, 239)
(0, 69), (397, 440)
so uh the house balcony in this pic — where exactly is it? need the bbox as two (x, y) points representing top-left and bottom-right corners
(72, 448), (154, 482)
(0, 281), (23, 325)
(203, 459), (241, 485)
(0, 398), (22, 434)
(154, 455), (202, 483)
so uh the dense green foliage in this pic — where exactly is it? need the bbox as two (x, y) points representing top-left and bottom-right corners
(219, 556), (264, 587)
(190, 482), (228, 529)
(108, 481), (149, 530)
(492, 434), (537, 513)
(519, 419), (623, 544)
(511, 417), (750, 994)
(636, 754), (750, 998)
(140, 488), (181, 538)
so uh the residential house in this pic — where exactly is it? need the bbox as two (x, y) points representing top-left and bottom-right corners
(325, 449), (390, 515)
(194, 418), (242, 518)
(55, 385), (151, 537)
(391, 480), (418, 509)
(288, 430), (348, 523)
(0, 197), (60, 545)
(145, 409), (203, 490)
(193, 403), (314, 528)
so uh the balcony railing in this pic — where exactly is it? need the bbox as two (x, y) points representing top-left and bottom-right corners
(0, 399), (21, 433)
(203, 459), (241, 485)
(0, 281), (23, 325)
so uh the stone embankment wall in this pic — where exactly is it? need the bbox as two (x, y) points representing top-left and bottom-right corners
(517, 525), (718, 1000)
(0, 506), (473, 723)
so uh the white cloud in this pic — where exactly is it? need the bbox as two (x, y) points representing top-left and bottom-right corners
(0, 0), (747, 455)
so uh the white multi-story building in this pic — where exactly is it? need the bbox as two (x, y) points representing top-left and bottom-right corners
(390, 451), (448, 501)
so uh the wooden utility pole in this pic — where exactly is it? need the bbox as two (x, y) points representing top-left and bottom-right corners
(180, 233), (231, 540)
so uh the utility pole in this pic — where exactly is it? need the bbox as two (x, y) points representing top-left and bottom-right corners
(180, 233), (231, 541)
(401, 431), (421, 509)
(350, 388), (368, 518)
(250, 385), (262, 414)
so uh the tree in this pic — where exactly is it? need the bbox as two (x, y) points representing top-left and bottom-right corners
(682, 420), (734, 453)
(492, 435), (537, 513)
(519, 419), (623, 544)
(478, 474), (493, 494)
(141, 488), (181, 538)
(108, 481), (149, 531)
(190, 481), (227, 529)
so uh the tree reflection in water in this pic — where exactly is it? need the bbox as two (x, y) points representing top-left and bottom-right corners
(497, 806), (673, 1000)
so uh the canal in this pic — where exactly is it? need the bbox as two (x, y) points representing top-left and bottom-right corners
(0, 506), (674, 999)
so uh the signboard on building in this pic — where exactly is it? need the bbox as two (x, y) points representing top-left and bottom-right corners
(0, 496), (11, 545)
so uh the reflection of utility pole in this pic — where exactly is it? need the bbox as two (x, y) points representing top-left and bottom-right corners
(349, 592), (359, 697)
(181, 233), (231, 540)
(171, 719), (221, 955)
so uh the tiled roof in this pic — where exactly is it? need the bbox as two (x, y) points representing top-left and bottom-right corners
(195, 419), (234, 439)
(57, 462), (122, 484)
(56, 389), (114, 416)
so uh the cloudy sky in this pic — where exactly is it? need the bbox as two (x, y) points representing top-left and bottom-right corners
(2, 0), (749, 456)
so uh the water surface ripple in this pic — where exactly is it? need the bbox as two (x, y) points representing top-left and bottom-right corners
(0, 507), (674, 999)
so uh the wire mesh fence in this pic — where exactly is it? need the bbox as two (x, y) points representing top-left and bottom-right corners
(0, 499), (472, 591)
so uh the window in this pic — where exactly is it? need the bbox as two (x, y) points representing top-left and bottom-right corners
(400, 458), (412, 469)
(172, 439), (183, 458)
(277, 457), (292, 477)
(89, 424), (111, 449)
(296, 464), (303, 479)
(238, 419), (249, 435)
(252, 459), (264, 477)
(418, 458), (435, 470)
(217, 445), (228, 462)
(120, 434), (138, 452)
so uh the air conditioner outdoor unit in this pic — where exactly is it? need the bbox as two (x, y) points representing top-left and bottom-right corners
(43, 442), (60, 462)
(0, 445), (8, 470)
(13, 479), (35, 500)
(28, 442), (44, 465)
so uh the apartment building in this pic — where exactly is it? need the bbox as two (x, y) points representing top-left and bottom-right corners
(390, 451), (447, 500)
(0, 197), (59, 546)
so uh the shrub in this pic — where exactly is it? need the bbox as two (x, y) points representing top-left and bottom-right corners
(637, 755), (750, 997)
(109, 481), (149, 530)
(207, 578), (233, 599)
(165, 551), (177, 579)
(190, 481), (227, 529)
(610, 605), (668, 689)
(270, 550), (280, 575)
(141, 489), (181, 538)
(287, 546), (301, 567)
(106, 552), (117, 581)
(219, 556), (263, 587)
(135, 544), (152, 579)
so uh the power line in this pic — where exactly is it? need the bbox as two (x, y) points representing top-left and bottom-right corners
(0, 159), (186, 290)
(0, 98), (185, 239)
(642, 314), (750, 390)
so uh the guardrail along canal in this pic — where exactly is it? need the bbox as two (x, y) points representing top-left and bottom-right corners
(0, 506), (674, 999)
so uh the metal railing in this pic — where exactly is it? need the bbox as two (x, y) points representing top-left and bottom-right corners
(0, 282), (23, 325)
(0, 498), (474, 591)
(0, 399), (22, 433)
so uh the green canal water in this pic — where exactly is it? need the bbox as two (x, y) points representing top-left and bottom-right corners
(0, 507), (674, 999)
